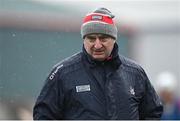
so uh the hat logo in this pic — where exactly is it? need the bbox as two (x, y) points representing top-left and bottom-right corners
(92, 15), (103, 20)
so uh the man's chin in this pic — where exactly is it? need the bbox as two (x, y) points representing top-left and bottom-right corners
(92, 55), (106, 61)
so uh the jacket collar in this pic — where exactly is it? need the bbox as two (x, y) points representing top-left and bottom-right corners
(82, 43), (121, 69)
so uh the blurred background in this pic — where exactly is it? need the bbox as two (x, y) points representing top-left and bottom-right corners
(0, 0), (180, 119)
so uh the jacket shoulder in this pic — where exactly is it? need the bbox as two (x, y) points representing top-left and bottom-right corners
(54, 52), (82, 71)
(120, 55), (141, 69)
(48, 52), (83, 80)
(119, 55), (147, 78)
(54, 52), (82, 67)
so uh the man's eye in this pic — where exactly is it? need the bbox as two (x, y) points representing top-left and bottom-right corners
(86, 36), (96, 42)
(99, 37), (109, 42)
(88, 38), (96, 42)
(89, 39), (96, 43)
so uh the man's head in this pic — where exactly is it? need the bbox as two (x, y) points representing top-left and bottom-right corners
(81, 8), (117, 61)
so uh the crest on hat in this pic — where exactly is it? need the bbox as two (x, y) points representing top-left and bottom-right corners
(92, 15), (103, 20)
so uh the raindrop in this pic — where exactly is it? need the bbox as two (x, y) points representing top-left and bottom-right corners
(12, 34), (16, 37)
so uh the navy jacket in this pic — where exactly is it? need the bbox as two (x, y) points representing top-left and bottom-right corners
(33, 43), (163, 120)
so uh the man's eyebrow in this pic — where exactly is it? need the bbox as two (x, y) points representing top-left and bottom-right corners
(86, 34), (109, 38)
(98, 35), (110, 38)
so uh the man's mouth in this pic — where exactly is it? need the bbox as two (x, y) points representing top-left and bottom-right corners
(93, 51), (104, 55)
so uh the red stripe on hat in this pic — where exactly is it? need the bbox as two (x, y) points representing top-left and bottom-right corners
(83, 13), (114, 25)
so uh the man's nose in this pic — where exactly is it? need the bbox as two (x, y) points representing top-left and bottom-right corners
(94, 38), (102, 49)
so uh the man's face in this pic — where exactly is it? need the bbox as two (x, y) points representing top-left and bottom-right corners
(84, 34), (115, 61)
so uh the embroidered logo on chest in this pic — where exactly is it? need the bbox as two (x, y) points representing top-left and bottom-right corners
(129, 86), (135, 96)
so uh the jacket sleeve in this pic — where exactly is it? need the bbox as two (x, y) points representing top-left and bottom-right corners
(33, 66), (64, 120)
(138, 70), (163, 120)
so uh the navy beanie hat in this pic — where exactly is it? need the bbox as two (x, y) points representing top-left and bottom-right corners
(81, 8), (118, 40)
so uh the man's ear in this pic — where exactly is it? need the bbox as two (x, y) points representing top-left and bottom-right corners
(113, 40), (116, 43)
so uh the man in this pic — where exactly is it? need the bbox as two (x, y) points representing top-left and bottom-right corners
(33, 7), (163, 120)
